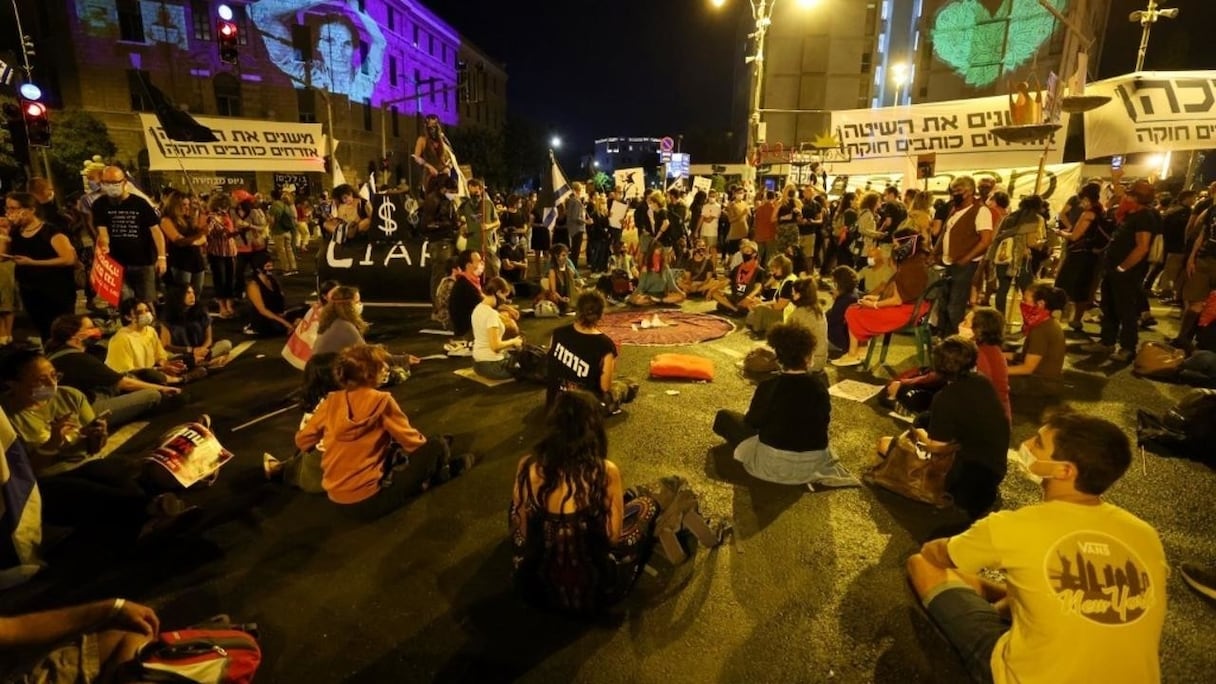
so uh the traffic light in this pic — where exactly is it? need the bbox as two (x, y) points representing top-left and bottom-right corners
(21, 100), (49, 148)
(217, 19), (239, 64)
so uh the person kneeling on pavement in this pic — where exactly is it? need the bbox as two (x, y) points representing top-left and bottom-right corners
(510, 388), (658, 617)
(0, 351), (196, 540)
(270, 344), (476, 519)
(46, 314), (178, 429)
(546, 291), (638, 413)
(906, 410), (1166, 684)
(713, 323), (857, 488)
(472, 277), (526, 380)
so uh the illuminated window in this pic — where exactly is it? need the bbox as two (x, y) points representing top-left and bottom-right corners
(117, 0), (145, 42)
(191, 0), (212, 41)
(214, 73), (242, 117)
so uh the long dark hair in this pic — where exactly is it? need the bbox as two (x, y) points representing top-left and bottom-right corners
(163, 285), (209, 326)
(518, 389), (609, 521)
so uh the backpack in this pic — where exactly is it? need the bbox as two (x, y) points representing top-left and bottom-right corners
(1136, 389), (1216, 464)
(508, 343), (549, 384)
(627, 476), (725, 564)
(136, 615), (261, 684)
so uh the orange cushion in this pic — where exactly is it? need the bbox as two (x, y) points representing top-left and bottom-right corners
(649, 354), (715, 381)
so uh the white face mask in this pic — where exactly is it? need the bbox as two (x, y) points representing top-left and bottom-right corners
(1018, 443), (1053, 486)
(102, 183), (124, 198)
(31, 384), (56, 403)
(136, 312), (154, 327)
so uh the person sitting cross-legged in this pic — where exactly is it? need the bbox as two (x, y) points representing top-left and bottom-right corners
(627, 240), (685, 306)
(312, 285), (419, 367)
(677, 238), (723, 298)
(509, 388), (658, 617)
(713, 323), (857, 488)
(906, 411), (1167, 684)
(272, 344), (476, 519)
(1006, 283), (1068, 399)
(159, 285), (233, 373)
(471, 277), (525, 380)
(446, 249), (484, 357)
(713, 239), (766, 316)
(104, 298), (192, 385)
(744, 254), (798, 335)
(546, 291), (638, 413)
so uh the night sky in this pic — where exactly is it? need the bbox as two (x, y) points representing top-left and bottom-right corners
(431, 0), (1213, 161)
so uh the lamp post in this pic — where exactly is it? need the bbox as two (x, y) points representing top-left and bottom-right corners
(890, 62), (910, 106)
(711, 0), (820, 172)
(1131, 0), (1178, 72)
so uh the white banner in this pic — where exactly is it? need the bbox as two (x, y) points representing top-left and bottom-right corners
(1084, 71), (1216, 160)
(140, 114), (325, 173)
(831, 163), (1083, 217)
(831, 94), (1068, 175)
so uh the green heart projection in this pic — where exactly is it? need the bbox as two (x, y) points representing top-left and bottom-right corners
(932, 0), (1068, 88)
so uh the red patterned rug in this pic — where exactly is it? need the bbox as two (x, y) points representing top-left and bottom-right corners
(598, 309), (737, 347)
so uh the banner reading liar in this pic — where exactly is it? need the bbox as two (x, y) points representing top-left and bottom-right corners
(139, 114), (324, 173)
(90, 253), (124, 307)
(1084, 70), (1216, 160)
(830, 94), (1069, 174)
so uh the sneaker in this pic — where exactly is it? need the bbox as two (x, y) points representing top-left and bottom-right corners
(831, 355), (863, 367)
(1180, 561), (1216, 601)
(1079, 342), (1114, 354)
(1110, 348), (1135, 363)
(1139, 316), (1158, 330)
(446, 346), (473, 358)
(443, 339), (469, 353)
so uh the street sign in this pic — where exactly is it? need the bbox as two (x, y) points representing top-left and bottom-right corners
(660, 136), (675, 152)
(660, 151), (672, 165)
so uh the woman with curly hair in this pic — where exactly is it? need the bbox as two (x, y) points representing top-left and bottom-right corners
(311, 285), (418, 366)
(510, 389), (657, 616)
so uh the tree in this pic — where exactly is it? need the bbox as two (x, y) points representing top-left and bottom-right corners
(445, 125), (506, 189)
(0, 95), (26, 190)
(502, 114), (548, 191)
(46, 109), (117, 195)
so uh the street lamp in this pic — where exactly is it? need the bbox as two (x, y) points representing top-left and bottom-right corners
(711, 0), (821, 172)
(550, 135), (562, 149)
(1130, 1), (1178, 72)
(890, 62), (910, 105)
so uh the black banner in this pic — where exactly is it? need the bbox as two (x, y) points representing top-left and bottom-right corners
(315, 235), (433, 304)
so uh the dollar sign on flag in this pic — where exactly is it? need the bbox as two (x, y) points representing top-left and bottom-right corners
(378, 197), (398, 236)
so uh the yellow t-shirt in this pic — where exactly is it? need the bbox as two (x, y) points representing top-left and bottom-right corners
(105, 326), (168, 373)
(948, 501), (1167, 684)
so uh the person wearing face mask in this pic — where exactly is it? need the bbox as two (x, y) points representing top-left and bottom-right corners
(104, 298), (189, 385)
(906, 410), (1166, 684)
(46, 314), (177, 429)
(460, 179), (501, 279)
(937, 175), (996, 335)
(745, 255), (797, 334)
(856, 245), (895, 293)
(0, 349), (198, 540)
(1006, 283), (1067, 398)
(2, 192), (78, 343)
(677, 239), (722, 298)
(421, 176), (462, 307)
(713, 240), (767, 316)
(447, 250), (485, 356)
(311, 285), (420, 367)
(833, 228), (931, 367)
(90, 166), (166, 308)
(471, 278), (526, 380)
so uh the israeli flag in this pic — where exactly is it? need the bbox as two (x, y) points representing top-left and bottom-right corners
(0, 407), (43, 589)
(544, 154), (572, 231)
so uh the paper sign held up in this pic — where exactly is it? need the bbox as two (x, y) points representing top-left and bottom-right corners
(90, 253), (124, 307)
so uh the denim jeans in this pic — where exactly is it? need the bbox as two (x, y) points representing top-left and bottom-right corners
(169, 267), (206, 295)
(1100, 267), (1145, 351)
(122, 264), (158, 307)
(93, 388), (163, 429)
(944, 261), (979, 335)
(473, 357), (515, 380)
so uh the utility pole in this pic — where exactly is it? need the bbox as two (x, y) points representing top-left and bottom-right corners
(744, 0), (771, 178)
(7, 0), (50, 181)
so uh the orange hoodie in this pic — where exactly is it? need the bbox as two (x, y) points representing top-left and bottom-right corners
(295, 387), (427, 504)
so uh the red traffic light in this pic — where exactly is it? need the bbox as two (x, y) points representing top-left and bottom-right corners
(218, 20), (237, 39)
(23, 102), (46, 118)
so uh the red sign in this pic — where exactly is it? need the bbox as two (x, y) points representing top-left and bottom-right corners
(89, 252), (124, 307)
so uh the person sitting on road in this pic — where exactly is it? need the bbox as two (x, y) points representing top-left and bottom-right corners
(312, 285), (419, 368)
(46, 314), (177, 428)
(159, 285), (233, 373)
(677, 238), (723, 298)
(1006, 282), (1068, 398)
(787, 277), (829, 373)
(105, 298), (192, 385)
(0, 598), (162, 684)
(876, 336), (1010, 521)
(510, 388), (658, 616)
(906, 411), (1166, 684)
(627, 239), (685, 307)
(596, 241), (638, 303)
(547, 291), (637, 413)
(833, 228), (930, 367)
(431, 257), (460, 331)
(825, 266), (860, 356)
(0, 350), (196, 540)
(244, 250), (304, 337)
(745, 254), (797, 334)
(446, 249), (484, 357)
(713, 239), (766, 316)
(282, 344), (475, 519)
(712, 323), (856, 488)
(536, 243), (578, 314)
(472, 277), (525, 380)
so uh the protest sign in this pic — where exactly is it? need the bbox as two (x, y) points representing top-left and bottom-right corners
(89, 253), (124, 307)
(1084, 70), (1216, 159)
(614, 167), (646, 200)
(140, 114), (324, 173)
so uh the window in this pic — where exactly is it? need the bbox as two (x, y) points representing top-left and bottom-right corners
(127, 69), (154, 111)
(291, 24), (311, 62)
(386, 7), (395, 32)
(214, 73), (242, 117)
(428, 34), (435, 56)
(360, 40), (369, 75)
(860, 50), (873, 74)
(430, 80), (436, 104)
(442, 45), (447, 65)
(363, 99), (372, 131)
(297, 89), (316, 123)
(191, 0), (212, 41)
(357, 0), (366, 11)
(391, 106), (399, 137)
(117, 0), (146, 42)
(389, 56), (398, 86)
(412, 24), (419, 46)
(232, 4), (249, 45)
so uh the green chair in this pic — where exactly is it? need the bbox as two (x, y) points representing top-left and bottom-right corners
(862, 278), (950, 371)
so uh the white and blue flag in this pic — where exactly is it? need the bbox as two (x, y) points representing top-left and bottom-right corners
(544, 152), (572, 231)
(0, 407), (42, 589)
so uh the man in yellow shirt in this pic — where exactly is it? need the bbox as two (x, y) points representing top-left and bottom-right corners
(906, 411), (1167, 684)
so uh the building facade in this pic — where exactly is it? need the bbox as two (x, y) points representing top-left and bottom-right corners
(592, 137), (661, 174)
(26, 0), (504, 194)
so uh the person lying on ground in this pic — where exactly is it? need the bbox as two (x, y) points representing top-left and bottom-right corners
(627, 239), (685, 306)
(0, 598), (160, 684)
(0, 354), (196, 540)
(745, 254), (797, 334)
(46, 314), (177, 429)
(244, 251), (305, 337)
(906, 410), (1166, 684)
(510, 388), (658, 617)
(159, 285), (233, 373)
(472, 277), (525, 380)
(311, 286), (419, 367)
(713, 239), (766, 316)
(713, 323), (856, 488)
(546, 291), (637, 413)
(274, 344), (475, 519)
(104, 298), (193, 385)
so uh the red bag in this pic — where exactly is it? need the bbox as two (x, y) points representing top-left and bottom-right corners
(137, 616), (261, 684)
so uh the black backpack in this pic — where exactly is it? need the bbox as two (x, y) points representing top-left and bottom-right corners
(1136, 389), (1216, 464)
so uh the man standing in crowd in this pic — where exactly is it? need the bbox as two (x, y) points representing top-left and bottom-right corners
(461, 179), (501, 279)
(879, 185), (907, 238)
(267, 189), (298, 276)
(907, 411), (1166, 684)
(421, 176), (461, 309)
(1083, 180), (1160, 362)
(565, 182), (590, 268)
(1177, 189), (1216, 348)
(92, 166), (165, 306)
(1153, 190), (1195, 304)
(938, 176), (994, 334)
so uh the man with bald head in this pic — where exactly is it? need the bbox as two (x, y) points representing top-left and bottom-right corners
(90, 166), (165, 306)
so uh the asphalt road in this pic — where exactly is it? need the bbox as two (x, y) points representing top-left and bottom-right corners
(2, 267), (1213, 683)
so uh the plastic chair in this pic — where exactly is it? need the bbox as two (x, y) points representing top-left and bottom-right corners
(862, 278), (950, 371)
